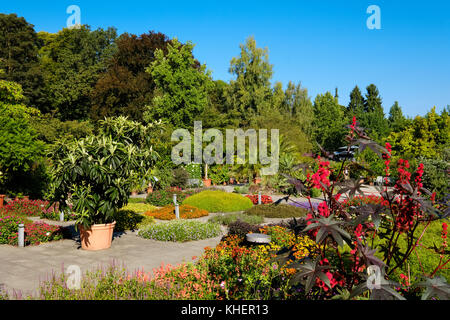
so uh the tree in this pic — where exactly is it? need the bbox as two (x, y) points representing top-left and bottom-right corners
(40, 25), (117, 120)
(90, 31), (172, 121)
(347, 85), (365, 121)
(0, 13), (47, 112)
(0, 73), (46, 196)
(312, 92), (347, 151)
(364, 84), (388, 138)
(144, 38), (212, 129)
(388, 101), (406, 132)
(225, 36), (274, 125)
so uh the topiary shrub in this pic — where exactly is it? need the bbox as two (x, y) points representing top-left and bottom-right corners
(182, 190), (253, 213)
(138, 220), (221, 242)
(244, 204), (308, 218)
(208, 212), (264, 226)
(144, 204), (208, 220)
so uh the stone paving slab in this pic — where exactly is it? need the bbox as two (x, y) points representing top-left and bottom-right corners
(0, 230), (224, 298)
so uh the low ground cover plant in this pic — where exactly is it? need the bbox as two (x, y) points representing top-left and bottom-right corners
(244, 203), (308, 218)
(1, 199), (57, 217)
(138, 220), (221, 242)
(121, 203), (157, 214)
(208, 212), (264, 226)
(182, 190), (253, 213)
(145, 204), (209, 220)
(145, 187), (187, 206)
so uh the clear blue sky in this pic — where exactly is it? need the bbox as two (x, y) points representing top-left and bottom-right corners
(3, 0), (450, 117)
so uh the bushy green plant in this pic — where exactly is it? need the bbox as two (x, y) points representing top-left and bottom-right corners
(48, 117), (158, 229)
(244, 204), (308, 218)
(138, 220), (221, 242)
(233, 185), (249, 194)
(182, 190), (253, 213)
(420, 158), (449, 201)
(146, 187), (185, 206)
(171, 167), (189, 189)
(114, 209), (154, 232)
(185, 163), (202, 180)
(208, 212), (264, 225)
(209, 165), (230, 185)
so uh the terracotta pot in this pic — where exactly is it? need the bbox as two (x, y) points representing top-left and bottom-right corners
(147, 186), (153, 194)
(0, 195), (5, 208)
(131, 191), (138, 196)
(23, 195), (29, 201)
(253, 178), (262, 184)
(79, 221), (116, 251)
(202, 179), (211, 187)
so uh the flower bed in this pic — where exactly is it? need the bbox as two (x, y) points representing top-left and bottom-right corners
(0, 215), (62, 246)
(138, 220), (221, 242)
(1, 199), (58, 217)
(245, 194), (273, 205)
(244, 203), (308, 218)
(144, 204), (208, 220)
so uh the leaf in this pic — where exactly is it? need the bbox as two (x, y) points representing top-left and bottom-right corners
(289, 257), (331, 293)
(302, 215), (351, 247)
(415, 276), (450, 300)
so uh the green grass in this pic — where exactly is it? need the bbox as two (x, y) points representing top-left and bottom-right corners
(244, 204), (308, 218)
(182, 190), (253, 213)
(127, 197), (146, 204)
(208, 212), (264, 225)
(138, 220), (221, 242)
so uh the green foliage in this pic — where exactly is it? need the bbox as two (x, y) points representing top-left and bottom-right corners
(48, 117), (158, 229)
(209, 165), (231, 185)
(312, 92), (347, 151)
(40, 25), (117, 120)
(171, 167), (189, 189)
(138, 220), (221, 242)
(114, 209), (154, 232)
(144, 38), (212, 128)
(182, 190), (253, 213)
(233, 185), (249, 194)
(244, 204), (308, 218)
(419, 158), (449, 201)
(185, 163), (202, 180)
(145, 187), (185, 207)
(208, 212), (264, 225)
(0, 13), (46, 112)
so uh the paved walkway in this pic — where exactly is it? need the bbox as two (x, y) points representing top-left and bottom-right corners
(0, 229), (224, 297)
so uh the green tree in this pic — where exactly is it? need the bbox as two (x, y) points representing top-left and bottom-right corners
(0, 74), (47, 196)
(144, 38), (212, 129)
(312, 92), (347, 151)
(40, 25), (117, 120)
(388, 101), (406, 132)
(347, 85), (365, 122)
(0, 13), (47, 112)
(225, 36), (273, 125)
(364, 84), (388, 138)
(91, 31), (172, 121)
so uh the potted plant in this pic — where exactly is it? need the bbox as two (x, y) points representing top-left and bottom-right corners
(49, 117), (158, 251)
(202, 163), (211, 187)
(0, 194), (5, 208)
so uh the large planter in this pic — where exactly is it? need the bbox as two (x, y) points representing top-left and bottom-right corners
(253, 177), (262, 184)
(202, 179), (212, 187)
(79, 221), (116, 251)
(0, 195), (5, 208)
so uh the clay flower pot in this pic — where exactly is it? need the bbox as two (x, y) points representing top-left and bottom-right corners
(202, 179), (212, 187)
(79, 221), (116, 251)
(0, 195), (5, 208)
(253, 177), (262, 184)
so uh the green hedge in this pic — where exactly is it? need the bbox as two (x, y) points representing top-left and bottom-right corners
(244, 204), (308, 218)
(182, 190), (253, 213)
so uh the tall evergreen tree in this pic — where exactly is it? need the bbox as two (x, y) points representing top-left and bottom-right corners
(348, 85), (365, 117)
(364, 84), (388, 138)
(388, 101), (406, 132)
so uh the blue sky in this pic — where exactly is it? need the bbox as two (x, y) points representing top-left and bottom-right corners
(3, 0), (450, 117)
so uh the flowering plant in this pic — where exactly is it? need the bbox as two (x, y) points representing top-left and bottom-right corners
(245, 194), (273, 205)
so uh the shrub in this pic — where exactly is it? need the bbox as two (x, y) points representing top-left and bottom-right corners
(145, 204), (208, 220)
(233, 185), (249, 194)
(138, 220), (221, 242)
(182, 190), (253, 213)
(114, 210), (154, 232)
(146, 187), (185, 206)
(171, 167), (189, 189)
(127, 198), (146, 204)
(227, 220), (261, 237)
(244, 204), (308, 218)
(420, 158), (449, 201)
(208, 213), (264, 226)
(121, 203), (157, 214)
(245, 194), (273, 205)
(185, 163), (202, 180)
